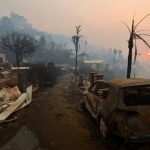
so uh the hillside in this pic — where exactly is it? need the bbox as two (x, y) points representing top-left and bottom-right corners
(0, 12), (72, 48)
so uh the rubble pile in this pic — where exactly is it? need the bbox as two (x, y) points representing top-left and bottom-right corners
(0, 85), (32, 123)
(0, 86), (21, 103)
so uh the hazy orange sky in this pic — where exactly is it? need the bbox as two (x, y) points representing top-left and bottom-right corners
(0, 0), (150, 53)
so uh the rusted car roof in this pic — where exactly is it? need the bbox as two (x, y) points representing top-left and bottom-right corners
(107, 78), (150, 88)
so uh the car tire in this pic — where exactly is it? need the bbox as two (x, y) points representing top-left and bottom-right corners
(99, 117), (108, 138)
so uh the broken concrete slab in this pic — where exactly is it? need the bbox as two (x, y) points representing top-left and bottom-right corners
(17, 85), (33, 110)
(0, 93), (26, 123)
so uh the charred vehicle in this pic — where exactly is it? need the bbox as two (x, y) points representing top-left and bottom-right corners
(83, 78), (150, 142)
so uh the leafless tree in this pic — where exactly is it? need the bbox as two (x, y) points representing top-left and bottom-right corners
(0, 31), (38, 92)
(72, 25), (81, 81)
(123, 13), (150, 78)
(0, 31), (38, 67)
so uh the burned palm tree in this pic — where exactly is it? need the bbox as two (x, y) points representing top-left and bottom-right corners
(72, 25), (81, 81)
(124, 13), (150, 78)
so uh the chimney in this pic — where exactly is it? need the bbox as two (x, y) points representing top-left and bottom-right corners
(89, 72), (98, 85)
(94, 74), (103, 82)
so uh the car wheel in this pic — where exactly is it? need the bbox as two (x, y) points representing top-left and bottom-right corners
(99, 117), (108, 138)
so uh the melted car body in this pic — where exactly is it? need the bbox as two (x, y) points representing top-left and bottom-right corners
(83, 78), (150, 142)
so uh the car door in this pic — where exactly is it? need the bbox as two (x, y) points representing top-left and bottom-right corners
(99, 86), (118, 119)
(86, 81), (109, 118)
(84, 82), (98, 118)
(93, 82), (110, 114)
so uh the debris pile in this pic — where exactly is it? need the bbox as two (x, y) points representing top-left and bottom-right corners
(0, 85), (32, 123)
(0, 86), (21, 104)
(0, 69), (18, 89)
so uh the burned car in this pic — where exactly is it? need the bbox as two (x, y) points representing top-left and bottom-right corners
(83, 78), (150, 142)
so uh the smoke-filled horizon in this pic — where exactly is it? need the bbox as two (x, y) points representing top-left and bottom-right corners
(1, 0), (150, 52)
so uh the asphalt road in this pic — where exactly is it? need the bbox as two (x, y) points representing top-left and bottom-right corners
(0, 74), (149, 150)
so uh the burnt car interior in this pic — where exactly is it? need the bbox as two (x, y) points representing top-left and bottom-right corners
(124, 86), (150, 106)
(97, 88), (109, 99)
(89, 82), (110, 99)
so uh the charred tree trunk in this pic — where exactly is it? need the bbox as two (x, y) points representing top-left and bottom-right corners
(75, 38), (79, 82)
(72, 25), (81, 82)
(75, 48), (78, 81)
(16, 53), (24, 92)
(127, 36), (133, 78)
(16, 53), (20, 68)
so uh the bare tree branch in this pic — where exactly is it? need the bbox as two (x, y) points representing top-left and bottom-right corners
(134, 13), (150, 30)
(122, 21), (131, 33)
(136, 29), (150, 33)
(135, 34), (150, 48)
(138, 33), (150, 37)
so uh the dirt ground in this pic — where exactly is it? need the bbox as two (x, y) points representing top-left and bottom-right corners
(0, 74), (149, 150)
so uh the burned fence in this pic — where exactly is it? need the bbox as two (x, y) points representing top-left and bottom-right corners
(27, 62), (61, 87)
